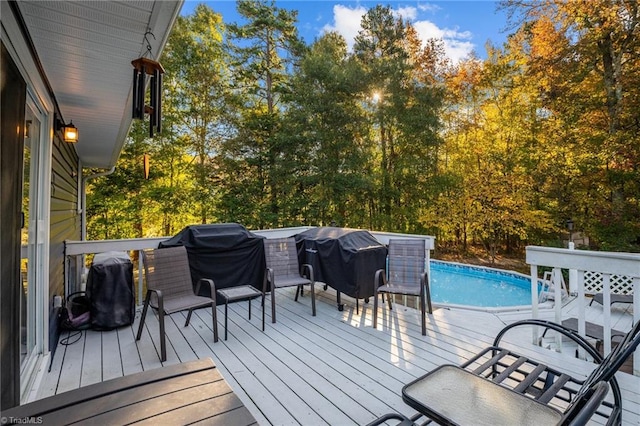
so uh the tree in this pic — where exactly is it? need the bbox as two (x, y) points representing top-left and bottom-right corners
(283, 32), (372, 227)
(219, 0), (305, 228)
(502, 0), (640, 250)
(162, 4), (231, 224)
(86, 121), (151, 240)
(353, 6), (444, 232)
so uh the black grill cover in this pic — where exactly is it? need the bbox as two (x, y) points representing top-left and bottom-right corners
(86, 252), (134, 330)
(294, 227), (387, 299)
(159, 223), (265, 302)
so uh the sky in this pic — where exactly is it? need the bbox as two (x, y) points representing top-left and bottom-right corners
(180, 1), (510, 63)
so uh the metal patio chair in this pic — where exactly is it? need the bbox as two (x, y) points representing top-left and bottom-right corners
(136, 246), (219, 362)
(373, 239), (432, 335)
(263, 237), (315, 323)
(590, 292), (634, 308)
(368, 318), (640, 425)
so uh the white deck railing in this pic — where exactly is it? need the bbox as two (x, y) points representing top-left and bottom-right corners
(64, 228), (436, 306)
(65, 237), (171, 305)
(526, 245), (639, 375)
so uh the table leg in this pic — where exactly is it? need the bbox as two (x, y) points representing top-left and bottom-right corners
(224, 300), (228, 340)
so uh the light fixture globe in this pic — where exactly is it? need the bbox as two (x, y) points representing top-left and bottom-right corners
(62, 121), (78, 143)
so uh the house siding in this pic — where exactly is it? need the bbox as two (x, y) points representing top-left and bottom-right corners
(47, 134), (80, 368)
(49, 137), (80, 298)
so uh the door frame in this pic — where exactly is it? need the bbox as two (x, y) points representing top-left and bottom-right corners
(20, 92), (52, 400)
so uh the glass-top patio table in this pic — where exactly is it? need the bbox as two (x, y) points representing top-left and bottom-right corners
(402, 365), (563, 425)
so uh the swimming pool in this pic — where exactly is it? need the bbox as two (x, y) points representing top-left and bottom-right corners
(430, 260), (536, 309)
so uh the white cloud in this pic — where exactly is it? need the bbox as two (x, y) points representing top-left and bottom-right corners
(394, 6), (418, 21)
(320, 3), (475, 63)
(418, 3), (442, 14)
(413, 21), (474, 63)
(321, 5), (367, 51)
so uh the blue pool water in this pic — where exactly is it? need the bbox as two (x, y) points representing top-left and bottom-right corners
(430, 261), (533, 308)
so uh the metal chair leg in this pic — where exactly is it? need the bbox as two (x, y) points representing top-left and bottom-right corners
(136, 290), (151, 341)
(373, 289), (379, 329)
(212, 301), (218, 343)
(310, 283), (316, 316)
(420, 291), (426, 336)
(157, 296), (166, 362)
(271, 283), (277, 323)
(224, 300), (229, 340)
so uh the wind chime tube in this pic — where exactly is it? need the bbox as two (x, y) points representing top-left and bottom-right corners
(136, 67), (145, 119)
(149, 72), (156, 138)
(143, 154), (150, 179)
(132, 68), (139, 119)
(155, 69), (162, 134)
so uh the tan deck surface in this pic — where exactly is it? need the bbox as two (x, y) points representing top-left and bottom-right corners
(37, 288), (639, 425)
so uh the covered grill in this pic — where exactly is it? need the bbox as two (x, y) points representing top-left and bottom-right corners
(159, 223), (265, 303)
(294, 227), (387, 310)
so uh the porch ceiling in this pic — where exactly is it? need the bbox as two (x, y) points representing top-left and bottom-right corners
(17, 0), (183, 168)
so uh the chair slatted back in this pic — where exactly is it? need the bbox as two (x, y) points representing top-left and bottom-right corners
(142, 246), (195, 301)
(264, 238), (301, 279)
(387, 239), (426, 287)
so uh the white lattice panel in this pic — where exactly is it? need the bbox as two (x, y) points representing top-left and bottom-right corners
(583, 271), (635, 295)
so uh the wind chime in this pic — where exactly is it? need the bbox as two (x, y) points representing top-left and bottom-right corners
(131, 31), (164, 138)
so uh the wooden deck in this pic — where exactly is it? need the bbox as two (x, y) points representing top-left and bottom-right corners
(37, 288), (639, 425)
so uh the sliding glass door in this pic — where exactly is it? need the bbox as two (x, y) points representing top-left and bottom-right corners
(20, 95), (47, 395)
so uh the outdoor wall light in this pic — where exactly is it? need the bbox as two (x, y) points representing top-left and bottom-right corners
(62, 121), (78, 143)
(55, 116), (79, 143)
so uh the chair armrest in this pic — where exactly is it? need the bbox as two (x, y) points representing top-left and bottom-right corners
(145, 288), (164, 313)
(301, 263), (314, 282)
(196, 278), (216, 306)
(264, 268), (275, 292)
(374, 269), (387, 287)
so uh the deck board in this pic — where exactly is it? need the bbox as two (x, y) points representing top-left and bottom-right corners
(34, 287), (639, 425)
(80, 330), (102, 387)
(55, 331), (84, 394)
(117, 322), (144, 376)
(101, 329), (124, 381)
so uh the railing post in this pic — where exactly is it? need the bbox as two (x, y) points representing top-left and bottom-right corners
(634, 277), (640, 375)
(137, 249), (144, 306)
(602, 273), (612, 355)
(552, 267), (563, 352)
(530, 263), (539, 345)
(576, 270), (586, 359)
(568, 242), (577, 295)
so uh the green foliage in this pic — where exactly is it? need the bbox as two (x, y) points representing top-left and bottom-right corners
(86, 1), (640, 257)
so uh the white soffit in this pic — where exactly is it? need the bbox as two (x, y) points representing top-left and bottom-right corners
(17, 0), (183, 168)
